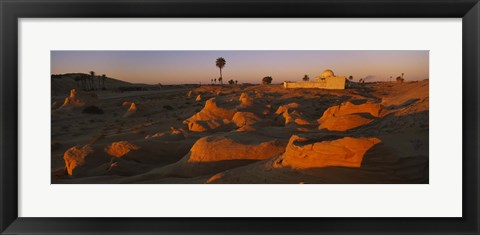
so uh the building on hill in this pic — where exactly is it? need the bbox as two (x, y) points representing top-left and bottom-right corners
(283, 69), (346, 90)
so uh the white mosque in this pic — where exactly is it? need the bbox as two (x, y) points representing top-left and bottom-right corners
(283, 69), (346, 90)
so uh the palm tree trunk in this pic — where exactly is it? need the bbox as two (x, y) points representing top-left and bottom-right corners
(220, 68), (223, 84)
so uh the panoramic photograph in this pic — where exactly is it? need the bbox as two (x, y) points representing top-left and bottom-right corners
(51, 50), (429, 184)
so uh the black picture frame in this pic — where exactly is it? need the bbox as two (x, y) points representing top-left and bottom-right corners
(1, 0), (479, 234)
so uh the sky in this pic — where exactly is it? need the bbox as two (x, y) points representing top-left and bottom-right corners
(51, 50), (429, 85)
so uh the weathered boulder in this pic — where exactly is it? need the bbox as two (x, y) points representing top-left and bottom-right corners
(184, 98), (237, 123)
(239, 92), (254, 106)
(275, 102), (300, 115)
(123, 102), (137, 118)
(318, 101), (385, 123)
(317, 102), (386, 131)
(275, 134), (381, 169)
(187, 132), (287, 163)
(187, 119), (236, 132)
(58, 89), (94, 109)
(319, 114), (374, 131)
(63, 145), (109, 177)
(275, 104), (314, 126)
(232, 111), (261, 127)
(104, 141), (141, 158)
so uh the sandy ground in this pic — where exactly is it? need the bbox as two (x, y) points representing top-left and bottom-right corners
(52, 80), (429, 184)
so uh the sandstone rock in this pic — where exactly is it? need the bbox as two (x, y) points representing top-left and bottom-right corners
(187, 119), (235, 132)
(146, 132), (288, 179)
(63, 139), (196, 178)
(63, 145), (109, 177)
(187, 132), (287, 163)
(274, 103), (314, 126)
(232, 112), (261, 127)
(319, 114), (374, 131)
(318, 101), (385, 123)
(282, 110), (296, 125)
(206, 172), (225, 183)
(59, 89), (86, 109)
(294, 117), (314, 126)
(184, 98), (237, 124)
(275, 102), (300, 115)
(108, 138), (196, 166)
(275, 135), (381, 169)
(317, 102), (386, 131)
(239, 92), (254, 106)
(145, 127), (188, 140)
(104, 141), (141, 158)
(123, 102), (137, 118)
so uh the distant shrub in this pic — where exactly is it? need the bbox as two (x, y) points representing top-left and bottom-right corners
(262, 76), (273, 85)
(82, 105), (104, 114)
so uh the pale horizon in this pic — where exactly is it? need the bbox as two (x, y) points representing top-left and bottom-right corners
(51, 50), (429, 85)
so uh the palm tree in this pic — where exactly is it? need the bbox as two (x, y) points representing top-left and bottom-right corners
(81, 74), (88, 90)
(214, 78), (217, 84)
(228, 79), (235, 84)
(89, 71), (96, 90)
(215, 57), (226, 85)
(262, 76), (273, 85)
(348, 75), (353, 81)
(235, 80), (238, 84)
(97, 75), (101, 89)
(302, 75), (310, 81)
(211, 79), (213, 84)
(101, 74), (106, 90)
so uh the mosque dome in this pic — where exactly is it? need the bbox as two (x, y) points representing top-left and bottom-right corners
(320, 69), (335, 79)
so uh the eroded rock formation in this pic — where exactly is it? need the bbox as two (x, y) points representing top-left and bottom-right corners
(274, 134), (381, 169)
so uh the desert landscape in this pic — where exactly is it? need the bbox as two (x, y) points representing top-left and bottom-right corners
(51, 51), (429, 184)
